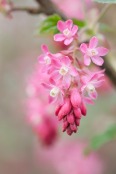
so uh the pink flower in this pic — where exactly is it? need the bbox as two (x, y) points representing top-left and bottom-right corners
(81, 70), (105, 100)
(36, 140), (104, 174)
(38, 44), (60, 73)
(42, 80), (64, 105)
(80, 36), (109, 66)
(54, 19), (78, 45)
(50, 56), (78, 88)
(26, 67), (58, 146)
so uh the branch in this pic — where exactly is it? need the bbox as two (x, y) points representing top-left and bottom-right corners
(11, 6), (43, 14)
(102, 57), (116, 87)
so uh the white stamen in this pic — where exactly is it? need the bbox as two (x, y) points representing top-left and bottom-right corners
(63, 28), (70, 36)
(87, 49), (98, 57)
(86, 84), (95, 93)
(59, 66), (69, 76)
(44, 56), (51, 65)
(50, 87), (60, 97)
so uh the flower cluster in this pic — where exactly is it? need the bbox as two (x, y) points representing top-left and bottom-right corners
(0, 0), (12, 17)
(38, 19), (109, 135)
(26, 65), (58, 145)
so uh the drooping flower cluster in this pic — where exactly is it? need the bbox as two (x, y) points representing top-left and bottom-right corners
(37, 19), (109, 135)
(26, 65), (58, 145)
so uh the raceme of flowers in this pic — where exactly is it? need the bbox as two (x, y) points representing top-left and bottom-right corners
(38, 19), (109, 136)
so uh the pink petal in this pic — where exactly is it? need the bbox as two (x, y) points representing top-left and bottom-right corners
(91, 56), (104, 66)
(48, 96), (55, 103)
(92, 80), (105, 87)
(71, 25), (78, 35)
(89, 90), (98, 100)
(96, 47), (109, 56)
(41, 83), (51, 90)
(63, 75), (71, 88)
(51, 71), (61, 81)
(57, 20), (65, 32)
(61, 56), (71, 66)
(84, 55), (91, 66)
(80, 43), (87, 53)
(69, 66), (78, 77)
(54, 34), (65, 41)
(84, 97), (94, 104)
(64, 38), (73, 45)
(66, 19), (73, 30)
(89, 36), (98, 49)
(81, 76), (89, 84)
(41, 44), (49, 53)
(38, 55), (44, 63)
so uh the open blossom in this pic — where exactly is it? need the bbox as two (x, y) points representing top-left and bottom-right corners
(42, 80), (64, 105)
(50, 56), (78, 88)
(81, 70), (105, 100)
(38, 44), (60, 73)
(80, 36), (109, 66)
(54, 19), (78, 45)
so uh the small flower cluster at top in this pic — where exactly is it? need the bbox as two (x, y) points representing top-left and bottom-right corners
(0, 0), (12, 17)
(38, 19), (109, 135)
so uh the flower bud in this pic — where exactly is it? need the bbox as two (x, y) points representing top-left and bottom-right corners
(62, 120), (69, 132)
(66, 127), (73, 136)
(70, 123), (77, 132)
(58, 98), (72, 120)
(67, 113), (75, 124)
(80, 102), (87, 116)
(74, 108), (82, 119)
(70, 88), (82, 108)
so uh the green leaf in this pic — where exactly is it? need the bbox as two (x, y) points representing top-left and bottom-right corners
(37, 14), (61, 34)
(72, 18), (86, 29)
(90, 124), (116, 150)
(94, 0), (116, 3)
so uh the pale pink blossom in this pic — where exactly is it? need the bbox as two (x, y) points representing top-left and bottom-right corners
(36, 140), (104, 174)
(81, 70), (105, 100)
(80, 36), (109, 66)
(50, 56), (78, 88)
(52, 0), (93, 20)
(54, 19), (78, 45)
(26, 67), (58, 146)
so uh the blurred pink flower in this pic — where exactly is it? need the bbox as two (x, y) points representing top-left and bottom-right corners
(36, 140), (104, 174)
(52, 0), (93, 20)
(0, 0), (12, 17)
(26, 64), (58, 146)
(80, 36), (109, 66)
(54, 19), (78, 45)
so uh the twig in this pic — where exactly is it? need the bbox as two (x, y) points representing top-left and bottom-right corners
(102, 57), (116, 87)
(11, 6), (42, 14)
